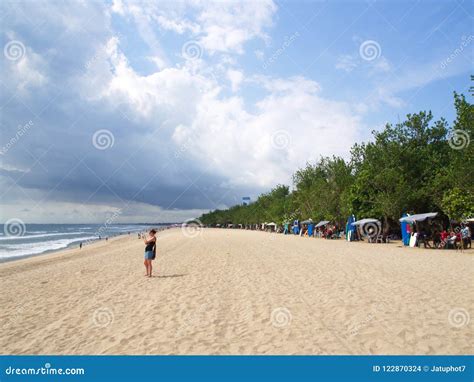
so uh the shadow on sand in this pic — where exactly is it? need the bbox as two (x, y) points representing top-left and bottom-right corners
(152, 274), (187, 279)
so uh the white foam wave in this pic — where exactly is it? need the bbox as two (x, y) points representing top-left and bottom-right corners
(0, 232), (86, 241)
(0, 236), (98, 259)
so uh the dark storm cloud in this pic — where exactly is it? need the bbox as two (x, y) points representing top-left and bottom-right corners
(0, 17), (248, 214)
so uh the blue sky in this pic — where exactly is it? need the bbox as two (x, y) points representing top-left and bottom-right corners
(0, 0), (472, 223)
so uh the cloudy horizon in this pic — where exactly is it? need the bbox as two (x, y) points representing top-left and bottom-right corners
(1, 0), (471, 223)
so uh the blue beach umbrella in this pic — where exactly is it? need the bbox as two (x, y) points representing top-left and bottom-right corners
(346, 215), (356, 241)
(400, 213), (410, 246)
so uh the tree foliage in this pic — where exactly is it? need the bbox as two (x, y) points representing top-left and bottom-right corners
(199, 94), (473, 229)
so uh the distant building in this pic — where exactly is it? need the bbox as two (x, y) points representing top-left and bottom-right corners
(242, 196), (251, 206)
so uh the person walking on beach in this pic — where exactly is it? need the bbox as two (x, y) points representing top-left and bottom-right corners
(143, 229), (157, 277)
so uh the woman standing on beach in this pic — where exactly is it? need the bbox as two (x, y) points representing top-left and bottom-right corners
(143, 229), (156, 277)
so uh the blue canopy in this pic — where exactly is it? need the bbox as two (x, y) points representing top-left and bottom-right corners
(401, 213), (410, 246)
(346, 215), (356, 241)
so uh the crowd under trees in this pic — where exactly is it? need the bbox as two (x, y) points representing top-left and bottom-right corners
(199, 93), (474, 233)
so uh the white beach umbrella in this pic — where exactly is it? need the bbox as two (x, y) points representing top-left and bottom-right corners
(399, 212), (438, 223)
(351, 218), (380, 226)
(315, 220), (330, 228)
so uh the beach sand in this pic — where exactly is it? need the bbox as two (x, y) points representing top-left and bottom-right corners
(0, 228), (472, 355)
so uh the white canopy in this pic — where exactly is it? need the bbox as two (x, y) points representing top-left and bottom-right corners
(301, 219), (313, 224)
(399, 212), (438, 223)
(315, 220), (330, 228)
(352, 218), (380, 226)
(266, 222), (277, 226)
(465, 218), (474, 222)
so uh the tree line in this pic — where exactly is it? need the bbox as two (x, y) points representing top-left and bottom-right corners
(199, 93), (473, 232)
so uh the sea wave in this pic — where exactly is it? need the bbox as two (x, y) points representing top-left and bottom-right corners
(0, 232), (87, 241)
(0, 236), (99, 259)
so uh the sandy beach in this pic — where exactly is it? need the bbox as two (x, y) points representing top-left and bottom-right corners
(0, 228), (472, 355)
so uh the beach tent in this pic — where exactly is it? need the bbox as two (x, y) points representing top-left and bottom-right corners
(266, 222), (277, 232)
(351, 218), (380, 226)
(346, 215), (356, 241)
(399, 212), (438, 223)
(301, 219), (313, 224)
(315, 220), (330, 228)
(399, 213), (438, 248)
(292, 220), (300, 235)
(401, 213), (410, 246)
(351, 218), (381, 240)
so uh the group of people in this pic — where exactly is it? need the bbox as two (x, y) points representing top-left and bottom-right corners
(279, 221), (345, 239)
(404, 223), (472, 250)
(431, 225), (472, 249)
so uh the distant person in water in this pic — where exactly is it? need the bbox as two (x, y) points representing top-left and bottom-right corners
(79, 242), (82, 249)
(143, 229), (157, 277)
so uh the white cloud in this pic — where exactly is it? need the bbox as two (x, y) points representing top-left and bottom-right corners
(227, 69), (244, 92)
(336, 55), (358, 72)
(81, 37), (363, 190)
(11, 49), (48, 93)
(110, 0), (277, 55)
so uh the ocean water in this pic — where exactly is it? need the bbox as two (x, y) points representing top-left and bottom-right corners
(0, 224), (162, 262)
